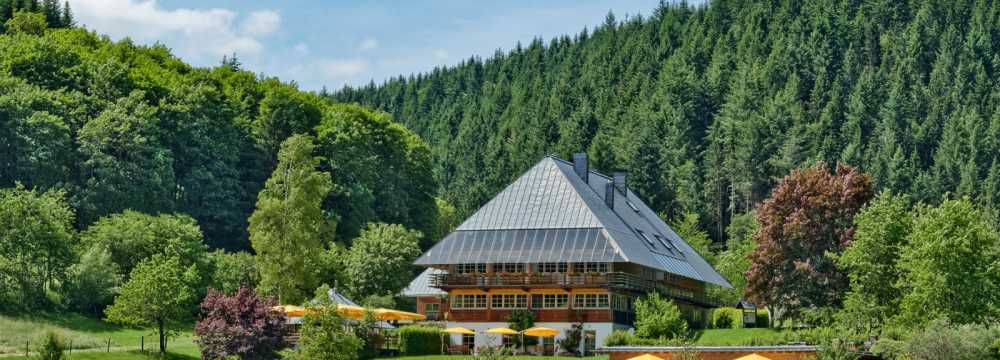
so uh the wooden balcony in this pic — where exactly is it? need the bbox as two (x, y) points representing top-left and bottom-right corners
(431, 272), (723, 307)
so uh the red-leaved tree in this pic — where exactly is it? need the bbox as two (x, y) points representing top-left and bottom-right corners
(745, 162), (872, 326)
(195, 286), (288, 359)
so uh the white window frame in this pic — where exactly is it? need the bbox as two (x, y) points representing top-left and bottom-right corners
(452, 294), (487, 309)
(490, 294), (528, 309)
(573, 262), (609, 274)
(573, 293), (610, 309)
(455, 263), (487, 274)
(536, 262), (567, 273)
(493, 263), (525, 273)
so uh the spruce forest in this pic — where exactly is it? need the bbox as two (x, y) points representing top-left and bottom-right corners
(335, 0), (1000, 242)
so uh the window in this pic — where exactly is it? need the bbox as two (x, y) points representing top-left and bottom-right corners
(531, 293), (569, 309)
(537, 262), (567, 273)
(490, 294), (528, 309)
(654, 234), (673, 252)
(455, 263), (486, 274)
(573, 293), (610, 309)
(637, 229), (655, 248)
(493, 263), (525, 273)
(611, 294), (631, 311)
(451, 294), (487, 309)
(424, 303), (440, 319)
(573, 262), (609, 274)
(462, 334), (475, 346)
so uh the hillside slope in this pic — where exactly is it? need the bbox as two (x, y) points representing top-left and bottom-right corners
(335, 0), (1000, 241)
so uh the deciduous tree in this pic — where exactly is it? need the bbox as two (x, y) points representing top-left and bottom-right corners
(195, 286), (288, 360)
(345, 223), (422, 298)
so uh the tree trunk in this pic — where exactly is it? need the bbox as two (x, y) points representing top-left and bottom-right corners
(158, 319), (166, 354)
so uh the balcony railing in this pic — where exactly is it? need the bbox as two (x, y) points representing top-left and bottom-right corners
(430, 272), (723, 307)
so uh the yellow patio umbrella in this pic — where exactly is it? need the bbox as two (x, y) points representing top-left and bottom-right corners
(373, 308), (426, 321)
(734, 354), (772, 360)
(521, 326), (559, 337)
(626, 354), (664, 360)
(444, 327), (476, 335)
(336, 304), (367, 319)
(272, 305), (306, 317)
(486, 327), (519, 335)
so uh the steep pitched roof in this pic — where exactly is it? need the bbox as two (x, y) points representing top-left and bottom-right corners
(415, 156), (731, 288)
(400, 268), (447, 297)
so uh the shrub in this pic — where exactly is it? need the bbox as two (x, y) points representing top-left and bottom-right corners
(604, 330), (635, 346)
(194, 286), (288, 360)
(285, 305), (362, 360)
(65, 247), (119, 315)
(906, 319), (999, 360)
(712, 308), (740, 329)
(507, 309), (537, 348)
(634, 292), (687, 340)
(37, 331), (65, 360)
(398, 326), (446, 355)
(558, 323), (583, 354)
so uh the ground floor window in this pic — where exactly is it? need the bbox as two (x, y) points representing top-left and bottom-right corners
(452, 294), (487, 309)
(424, 303), (440, 318)
(490, 294), (528, 309)
(573, 293), (610, 309)
(462, 334), (475, 347)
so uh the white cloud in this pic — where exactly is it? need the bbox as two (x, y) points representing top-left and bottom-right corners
(359, 37), (378, 51)
(67, 0), (279, 64)
(241, 11), (280, 36)
(319, 59), (369, 79)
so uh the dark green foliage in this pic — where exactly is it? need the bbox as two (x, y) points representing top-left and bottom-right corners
(712, 308), (740, 329)
(398, 325), (446, 356)
(283, 305), (362, 360)
(0, 25), (436, 252)
(558, 323), (583, 355)
(334, 0), (1000, 246)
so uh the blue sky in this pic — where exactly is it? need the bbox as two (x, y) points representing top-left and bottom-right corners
(66, 0), (661, 91)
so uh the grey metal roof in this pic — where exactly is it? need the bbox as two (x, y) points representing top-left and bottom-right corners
(415, 228), (623, 265)
(327, 287), (358, 306)
(401, 268), (447, 297)
(415, 156), (731, 288)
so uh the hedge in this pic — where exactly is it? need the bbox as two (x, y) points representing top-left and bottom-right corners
(398, 325), (447, 355)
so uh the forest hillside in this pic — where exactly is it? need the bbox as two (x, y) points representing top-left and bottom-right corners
(334, 0), (1000, 242)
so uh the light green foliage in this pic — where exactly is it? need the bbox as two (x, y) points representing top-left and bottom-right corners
(835, 192), (912, 334)
(77, 91), (175, 225)
(65, 247), (119, 315)
(206, 250), (258, 294)
(895, 198), (1000, 326)
(345, 223), (422, 298)
(4, 11), (46, 35)
(0, 185), (75, 311)
(669, 212), (714, 263)
(286, 305), (361, 360)
(105, 255), (201, 354)
(37, 331), (64, 360)
(360, 294), (396, 309)
(249, 134), (333, 304)
(711, 308), (741, 329)
(79, 210), (209, 284)
(905, 319), (1000, 360)
(634, 292), (687, 340)
(431, 198), (460, 245)
(712, 212), (757, 305)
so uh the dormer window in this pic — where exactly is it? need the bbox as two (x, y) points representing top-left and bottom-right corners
(637, 229), (655, 248)
(654, 234), (673, 253)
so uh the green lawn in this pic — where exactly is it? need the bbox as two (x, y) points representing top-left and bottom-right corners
(383, 357), (608, 360)
(0, 313), (197, 359)
(688, 328), (793, 346)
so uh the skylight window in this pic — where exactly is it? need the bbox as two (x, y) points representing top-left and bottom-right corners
(636, 229), (655, 248)
(654, 234), (672, 252)
(626, 200), (639, 212)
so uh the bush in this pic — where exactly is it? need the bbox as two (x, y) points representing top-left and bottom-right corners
(906, 319), (999, 360)
(712, 308), (741, 329)
(558, 323), (583, 354)
(37, 331), (65, 360)
(634, 292), (687, 340)
(398, 326), (446, 355)
(65, 247), (119, 315)
(507, 309), (537, 348)
(285, 305), (362, 360)
(194, 286), (288, 360)
(604, 330), (635, 346)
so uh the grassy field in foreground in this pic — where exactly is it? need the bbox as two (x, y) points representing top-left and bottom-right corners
(0, 313), (197, 358)
(384, 357), (608, 360)
(688, 328), (793, 346)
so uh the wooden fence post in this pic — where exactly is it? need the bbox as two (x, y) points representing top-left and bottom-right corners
(25, 340), (29, 357)
(107, 338), (111, 352)
(141, 336), (144, 352)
